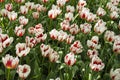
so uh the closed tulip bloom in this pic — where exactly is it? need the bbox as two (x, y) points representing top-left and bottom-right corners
(20, 6), (28, 14)
(110, 68), (120, 80)
(80, 23), (92, 34)
(96, 7), (106, 16)
(32, 12), (39, 19)
(113, 40), (120, 54)
(49, 29), (59, 40)
(0, 9), (8, 17)
(19, 16), (28, 25)
(87, 49), (98, 59)
(49, 51), (59, 62)
(35, 32), (47, 43)
(25, 2), (34, 10)
(86, 13), (96, 22)
(104, 30), (115, 42)
(94, 19), (107, 34)
(78, 0), (87, 8)
(65, 12), (74, 21)
(57, 30), (67, 42)
(110, 11), (119, 20)
(34, 4), (45, 12)
(16, 43), (30, 57)
(34, 23), (44, 33)
(64, 52), (76, 66)
(14, 25), (25, 37)
(0, 34), (13, 48)
(40, 44), (52, 57)
(106, 2), (113, 10)
(110, 5), (119, 12)
(57, 0), (66, 7)
(66, 35), (74, 44)
(70, 40), (83, 54)
(5, 3), (13, 11)
(66, 5), (75, 13)
(69, 23), (80, 35)
(17, 64), (31, 79)
(77, 0), (86, 11)
(79, 8), (90, 19)
(90, 55), (105, 71)
(28, 27), (35, 34)
(2, 54), (19, 69)
(48, 9), (60, 19)
(48, 5), (61, 19)
(111, 0), (120, 6)
(25, 36), (37, 48)
(60, 20), (70, 31)
(87, 36), (101, 49)
(8, 11), (17, 21)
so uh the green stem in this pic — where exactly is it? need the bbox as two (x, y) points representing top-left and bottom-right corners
(105, 53), (116, 72)
(7, 69), (10, 80)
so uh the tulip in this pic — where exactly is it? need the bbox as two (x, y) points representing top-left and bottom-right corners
(16, 43), (30, 57)
(32, 12), (39, 19)
(66, 5), (75, 13)
(8, 11), (17, 21)
(70, 40), (83, 54)
(87, 49), (98, 59)
(66, 35), (74, 44)
(57, 30), (67, 42)
(64, 52), (76, 66)
(0, 9), (8, 17)
(40, 44), (52, 57)
(110, 68), (120, 80)
(49, 51), (59, 62)
(57, 0), (66, 7)
(60, 20), (70, 31)
(110, 11), (119, 20)
(80, 23), (92, 34)
(94, 19), (107, 34)
(25, 2), (34, 10)
(17, 64), (31, 79)
(90, 55), (105, 71)
(25, 36), (37, 48)
(49, 29), (59, 40)
(2, 54), (19, 69)
(0, 34), (13, 48)
(104, 30), (115, 42)
(5, 3), (13, 11)
(19, 16), (28, 25)
(65, 12), (73, 21)
(87, 36), (101, 49)
(20, 6), (28, 14)
(14, 25), (25, 37)
(96, 7), (106, 16)
(69, 23), (80, 35)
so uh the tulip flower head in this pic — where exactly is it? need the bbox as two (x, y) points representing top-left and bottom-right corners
(17, 64), (31, 79)
(64, 52), (76, 66)
(2, 54), (19, 69)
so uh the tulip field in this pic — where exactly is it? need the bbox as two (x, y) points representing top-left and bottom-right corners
(0, 0), (120, 80)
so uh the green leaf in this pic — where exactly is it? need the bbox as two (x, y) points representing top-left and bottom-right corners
(0, 69), (4, 75)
